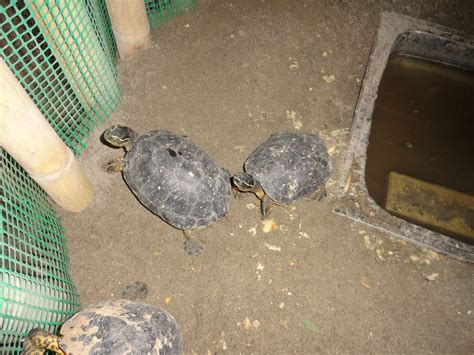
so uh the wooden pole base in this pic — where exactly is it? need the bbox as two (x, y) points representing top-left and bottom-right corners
(106, 0), (151, 59)
(0, 59), (93, 212)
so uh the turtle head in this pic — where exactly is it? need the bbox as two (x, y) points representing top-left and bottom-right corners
(232, 172), (258, 192)
(103, 125), (138, 151)
(25, 328), (66, 355)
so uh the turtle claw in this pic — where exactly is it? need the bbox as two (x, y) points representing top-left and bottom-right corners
(103, 157), (124, 173)
(184, 238), (204, 256)
(261, 207), (271, 220)
(260, 195), (272, 220)
(232, 188), (244, 199)
(311, 186), (327, 201)
(183, 231), (204, 256)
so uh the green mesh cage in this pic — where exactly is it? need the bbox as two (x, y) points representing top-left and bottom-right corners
(1, 1), (121, 352)
(86, 0), (117, 62)
(0, 148), (80, 353)
(0, 0), (120, 155)
(145, 0), (197, 28)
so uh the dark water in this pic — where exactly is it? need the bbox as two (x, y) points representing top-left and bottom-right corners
(365, 55), (474, 237)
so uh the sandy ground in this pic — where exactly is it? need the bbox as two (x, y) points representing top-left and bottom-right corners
(58, 1), (473, 353)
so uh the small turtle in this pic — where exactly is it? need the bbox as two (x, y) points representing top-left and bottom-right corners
(232, 132), (331, 218)
(103, 125), (231, 255)
(22, 299), (183, 355)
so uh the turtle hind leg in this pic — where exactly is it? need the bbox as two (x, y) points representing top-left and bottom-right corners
(103, 156), (124, 173)
(183, 230), (204, 256)
(311, 186), (327, 201)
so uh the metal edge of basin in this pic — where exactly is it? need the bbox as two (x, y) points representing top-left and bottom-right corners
(335, 11), (474, 263)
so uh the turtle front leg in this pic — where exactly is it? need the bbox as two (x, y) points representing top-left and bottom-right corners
(260, 195), (274, 220)
(183, 230), (204, 256)
(103, 157), (124, 173)
(232, 187), (244, 199)
(256, 189), (273, 220)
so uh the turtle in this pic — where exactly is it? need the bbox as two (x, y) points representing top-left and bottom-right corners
(232, 132), (331, 219)
(22, 299), (183, 355)
(102, 125), (231, 255)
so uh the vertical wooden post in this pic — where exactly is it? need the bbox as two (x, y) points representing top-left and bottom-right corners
(105, 0), (151, 59)
(0, 59), (93, 213)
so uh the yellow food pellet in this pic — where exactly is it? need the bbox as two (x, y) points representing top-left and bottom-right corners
(262, 219), (278, 233)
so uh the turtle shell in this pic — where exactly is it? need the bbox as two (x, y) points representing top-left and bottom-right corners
(123, 130), (230, 230)
(60, 299), (182, 355)
(244, 132), (331, 204)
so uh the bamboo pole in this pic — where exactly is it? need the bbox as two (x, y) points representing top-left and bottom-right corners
(0, 58), (93, 213)
(105, 0), (151, 59)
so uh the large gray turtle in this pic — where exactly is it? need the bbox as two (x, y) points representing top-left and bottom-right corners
(232, 132), (331, 219)
(23, 299), (183, 355)
(103, 125), (231, 255)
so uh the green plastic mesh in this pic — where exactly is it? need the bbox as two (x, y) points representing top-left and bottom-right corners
(0, 147), (80, 353)
(86, 0), (117, 62)
(145, 0), (197, 28)
(0, 0), (120, 155)
(1, 1), (121, 352)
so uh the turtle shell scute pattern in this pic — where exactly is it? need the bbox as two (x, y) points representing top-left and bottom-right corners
(244, 132), (331, 204)
(123, 131), (231, 230)
(60, 299), (183, 355)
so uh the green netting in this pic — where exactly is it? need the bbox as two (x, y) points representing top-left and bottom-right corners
(0, 148), (80, 353)
(0, 0), (121, 155)
(86, 0), (117, 62)
(0, 1), (120, 352)
(145, 0), (197, 28)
